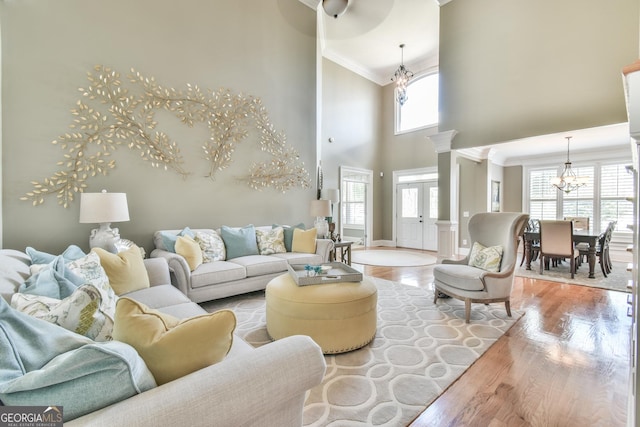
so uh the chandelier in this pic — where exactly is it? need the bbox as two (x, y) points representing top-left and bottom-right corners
(391, 44), (414, 106)
(550, 136), (589, 193)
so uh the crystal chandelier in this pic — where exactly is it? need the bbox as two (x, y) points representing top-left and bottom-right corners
(391, 44), (414, 106)
(550, 136), (589, 193)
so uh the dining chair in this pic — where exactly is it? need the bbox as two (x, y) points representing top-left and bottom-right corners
(578, 220), (616, 277)
(433, 212), (529, 323)
(564, 216), (590, 231)
(539, 220), (580, 279)
(519, 218), (540, 267)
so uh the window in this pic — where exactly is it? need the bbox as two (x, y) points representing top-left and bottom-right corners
(526, 161), (633, 237)
(395, 72), (438, 134)
(562, 166), (594, 226)
(342, 180), (366, 228)
(600, 164), (634, 232)
(528, 168), (558, 220)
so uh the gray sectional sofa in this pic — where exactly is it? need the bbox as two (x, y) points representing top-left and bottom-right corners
(150, 226), (334, 303)
(0, 249), (326, 426)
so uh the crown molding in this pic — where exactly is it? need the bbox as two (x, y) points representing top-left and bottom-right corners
(428, 130), (458, 153)
(298, 0), (319, 10)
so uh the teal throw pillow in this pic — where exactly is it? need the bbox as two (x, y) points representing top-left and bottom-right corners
(221, 225), (259, 259)
(273, 223), (305, 252)
(18, 256), (85, 299)
(0, 297), (156, 422)
(26, 245), (86, 265)
(159, 227), (195, 253)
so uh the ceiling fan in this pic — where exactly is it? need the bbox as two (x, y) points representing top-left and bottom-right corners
(322, 0), (350, 18)
(319, 0), (395, 39)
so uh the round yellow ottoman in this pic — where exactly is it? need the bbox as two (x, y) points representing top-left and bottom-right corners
(266, 273), (378, 354)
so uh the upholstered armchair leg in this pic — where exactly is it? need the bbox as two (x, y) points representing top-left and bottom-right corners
(505, 300), (512, 318)
(433, 291), (438, 304)
(464, 299), (471, 323)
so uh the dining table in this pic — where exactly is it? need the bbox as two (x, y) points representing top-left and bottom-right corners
(523, 229), (601, 278)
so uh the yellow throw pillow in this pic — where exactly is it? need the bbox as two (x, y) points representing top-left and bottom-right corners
(175, 235), (203, 271)
(291, 228), (317, 254)
(92, 246), (150, 295)
(112, 298), (236, 385)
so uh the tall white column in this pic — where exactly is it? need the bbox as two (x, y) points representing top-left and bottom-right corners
(429, 130), (458, 258)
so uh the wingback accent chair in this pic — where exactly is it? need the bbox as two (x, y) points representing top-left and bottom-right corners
(433, 212), (529, 323)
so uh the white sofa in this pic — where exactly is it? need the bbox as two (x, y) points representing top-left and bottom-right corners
(0, 249), (326, 426)
(150, 226), (334, 303)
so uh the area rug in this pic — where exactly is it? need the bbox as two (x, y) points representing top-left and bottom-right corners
(352, 250), (437, 267)
(515, 260), (630, 293)
(200, 278), (523, 426)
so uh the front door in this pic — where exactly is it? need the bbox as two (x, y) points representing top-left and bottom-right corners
(396, 182), (438, 251)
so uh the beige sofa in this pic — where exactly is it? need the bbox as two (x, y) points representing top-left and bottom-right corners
(150, 226), (334, 303)
(0, 249), (326, 426)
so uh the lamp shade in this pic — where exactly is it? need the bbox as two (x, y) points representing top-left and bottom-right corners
(320, 189), (340, 204)
(79, 191), (130, 224)
(310, 199), (331, 217)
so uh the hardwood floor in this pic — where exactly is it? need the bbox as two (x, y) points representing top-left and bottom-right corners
(352, 247), (631, 427)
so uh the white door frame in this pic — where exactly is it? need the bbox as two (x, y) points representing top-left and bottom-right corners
(339, 166), (373, 247)
(392, 166), (438, 247)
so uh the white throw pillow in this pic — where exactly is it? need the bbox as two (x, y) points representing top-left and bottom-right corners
(468, 242), (503, 272)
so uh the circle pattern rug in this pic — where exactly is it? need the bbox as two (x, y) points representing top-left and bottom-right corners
(352, 250), (437, 267)
(201, 277), (522, 427)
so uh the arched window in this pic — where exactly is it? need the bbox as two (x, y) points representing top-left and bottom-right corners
(395, 71), (439, 134)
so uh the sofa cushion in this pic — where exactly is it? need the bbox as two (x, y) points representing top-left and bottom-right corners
(292, 228), (317, 254)
(124, 284), (193, 310)
(221, 225), (259, 259)
(158, 227), (195, 253)
(18, 255), (85, 299)
(0, 297), (155, 422)
(65, 252), (119, 316)
(272, 252), (323, 266)
(433, 264), (487, 291)
(112, 298), (236, 385)
(190, 261), (247, 288)
(175, 235), (203, 271)
(93, 246), (150, 295)
(0, 250), (32, 303)
(228, 255), (288, 277)
(195, 230), (226, 262)
(274, 223), (305, 252)
(26, 245), (86, 264)
(11, 283), (116, 341)
(256, 227), (287, 255)
(468, 242), (504, 273)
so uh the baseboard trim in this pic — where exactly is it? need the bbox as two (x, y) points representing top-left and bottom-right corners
(370, 240), (395, 247)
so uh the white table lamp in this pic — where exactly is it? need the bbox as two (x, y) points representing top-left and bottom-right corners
(320, 188), (340, 220)
(79, 190), (130, 253)
(310, 199), (331, 238)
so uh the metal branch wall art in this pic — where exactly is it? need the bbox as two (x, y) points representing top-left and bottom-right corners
(21, 65), (311, 207)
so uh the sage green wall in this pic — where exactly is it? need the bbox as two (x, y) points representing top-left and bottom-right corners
(458, 157), (488, 249)
(440, 0), (639, 149)
(380, 83), (439, 240)
(320, 60), (440, 242)
(321, 58), (383, 240)
(1, 0), (316, 254)
(503, 166), (523, 213)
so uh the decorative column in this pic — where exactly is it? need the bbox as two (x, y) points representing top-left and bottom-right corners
(429, 130), (458, 258)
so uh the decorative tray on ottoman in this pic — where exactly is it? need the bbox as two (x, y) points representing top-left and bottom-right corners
(287, 262), (363, 286)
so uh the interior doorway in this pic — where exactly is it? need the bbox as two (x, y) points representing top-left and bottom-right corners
(339, 166), (373, 247)
(394, 168), (438, 251)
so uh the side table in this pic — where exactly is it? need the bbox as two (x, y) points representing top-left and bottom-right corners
(331, 241), (353, 265)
